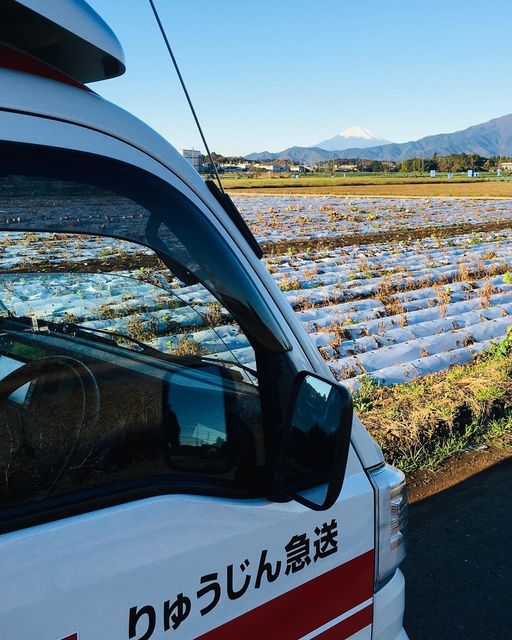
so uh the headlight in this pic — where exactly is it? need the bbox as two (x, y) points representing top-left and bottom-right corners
(369, 463), (408, 589)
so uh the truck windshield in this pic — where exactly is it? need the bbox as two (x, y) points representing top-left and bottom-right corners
(0, 142), (290, 354)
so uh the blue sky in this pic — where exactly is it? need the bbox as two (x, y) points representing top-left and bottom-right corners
(88, 0), (511, 157)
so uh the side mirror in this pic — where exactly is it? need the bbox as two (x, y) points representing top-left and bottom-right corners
(279, 372), (353, 510)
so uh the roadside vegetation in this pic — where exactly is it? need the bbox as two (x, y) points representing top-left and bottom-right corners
(355, 329), (512, 473)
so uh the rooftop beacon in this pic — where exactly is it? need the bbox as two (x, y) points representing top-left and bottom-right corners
(0, 0), (125, 85)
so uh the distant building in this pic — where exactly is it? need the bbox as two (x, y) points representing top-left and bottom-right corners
(334, 163), (358, 172)
(219, 163), (249, 172)
(254, 163), (285, 173)
(499, 162), (512, 171)
(181, 149), (203, 171)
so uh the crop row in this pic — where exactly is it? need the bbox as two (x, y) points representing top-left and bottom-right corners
(236, 195), (512, 242)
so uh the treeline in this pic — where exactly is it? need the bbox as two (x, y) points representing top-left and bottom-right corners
(317, 159), (396, 172)
(211, 153), (247, 163)
(317, 154), (512, 173)
(213, 152), (512, 173)
(398, 153), (512, 172)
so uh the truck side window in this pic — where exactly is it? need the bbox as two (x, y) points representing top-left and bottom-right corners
(0, 170), (268, 523)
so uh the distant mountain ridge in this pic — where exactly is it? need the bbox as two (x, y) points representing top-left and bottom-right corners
(245, 114), (512, 163)
(245, 146), (349, 163)
(245, 146), (340, 164)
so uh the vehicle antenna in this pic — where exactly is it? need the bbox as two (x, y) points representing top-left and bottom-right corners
(148, 0), (225, 192)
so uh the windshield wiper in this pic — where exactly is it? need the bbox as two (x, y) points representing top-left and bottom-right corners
(0, 316), (258, 377)
(0, 315), (160, 356)
(199, 355), (258, 379)
(59, 324), (258, 377)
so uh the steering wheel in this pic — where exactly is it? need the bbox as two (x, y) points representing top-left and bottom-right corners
(0, 356), (100, 493)
(0, 355), (99, 416)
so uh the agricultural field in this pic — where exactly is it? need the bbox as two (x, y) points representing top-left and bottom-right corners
(236, 195), (512, 243)
(0, 232), (256, 369)
(236, 195), (512, 391)
(1, 195), (512, 399)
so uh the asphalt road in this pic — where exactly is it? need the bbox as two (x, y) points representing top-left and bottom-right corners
(403, 456), (512, 639)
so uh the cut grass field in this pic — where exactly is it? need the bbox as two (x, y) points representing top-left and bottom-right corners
(225, 175), (512, 198)
(225, 174), (500, 187)
(355, 329), (512, 473)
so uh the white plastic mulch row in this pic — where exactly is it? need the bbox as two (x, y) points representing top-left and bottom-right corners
(341, 339), (496, 393)
(1, 260), (511, 387)
(295, 275), (512, 387)
(267, 229), (512, 290)
(0, 232), (153, 269)
(271, 230), (512, 308)
(265, 226), (512, 387)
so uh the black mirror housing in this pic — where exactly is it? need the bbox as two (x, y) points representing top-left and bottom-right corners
(278, 371), (353, 511)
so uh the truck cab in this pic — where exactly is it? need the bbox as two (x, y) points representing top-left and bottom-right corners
(0, 2), (408, 639)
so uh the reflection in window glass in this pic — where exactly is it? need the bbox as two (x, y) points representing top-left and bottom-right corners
(0, 231), (256, 371)
(283, 375), (342, 492)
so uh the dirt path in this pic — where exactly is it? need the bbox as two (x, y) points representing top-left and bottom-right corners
(407, 445), (512, 503)
(403, 445), (512, 639)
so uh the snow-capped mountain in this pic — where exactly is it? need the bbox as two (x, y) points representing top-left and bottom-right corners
(245, 114), (512, 162)
(245, 126), (392, 162)
(314, 126), (390, 151)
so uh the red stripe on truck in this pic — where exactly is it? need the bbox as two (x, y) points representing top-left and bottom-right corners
(0, 44), (89, 91)
(197, 549), (374, 640)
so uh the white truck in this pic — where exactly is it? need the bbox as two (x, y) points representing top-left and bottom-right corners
(0, 2), (408, 639)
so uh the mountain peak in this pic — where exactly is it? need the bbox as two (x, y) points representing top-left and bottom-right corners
(339, 126), (382, 140)
(314, 127), (390, 151)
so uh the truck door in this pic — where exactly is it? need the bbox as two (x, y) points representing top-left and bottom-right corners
(0, 142), (375, 640)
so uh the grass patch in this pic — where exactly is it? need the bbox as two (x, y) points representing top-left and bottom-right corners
(222, 174), (504, 190)
(167, 335), (206, 357)
(357, 330), (512, 472)
(126, 314), (159, 343)
(278, 276), (302, 292)
(226, 178), (512, 198)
